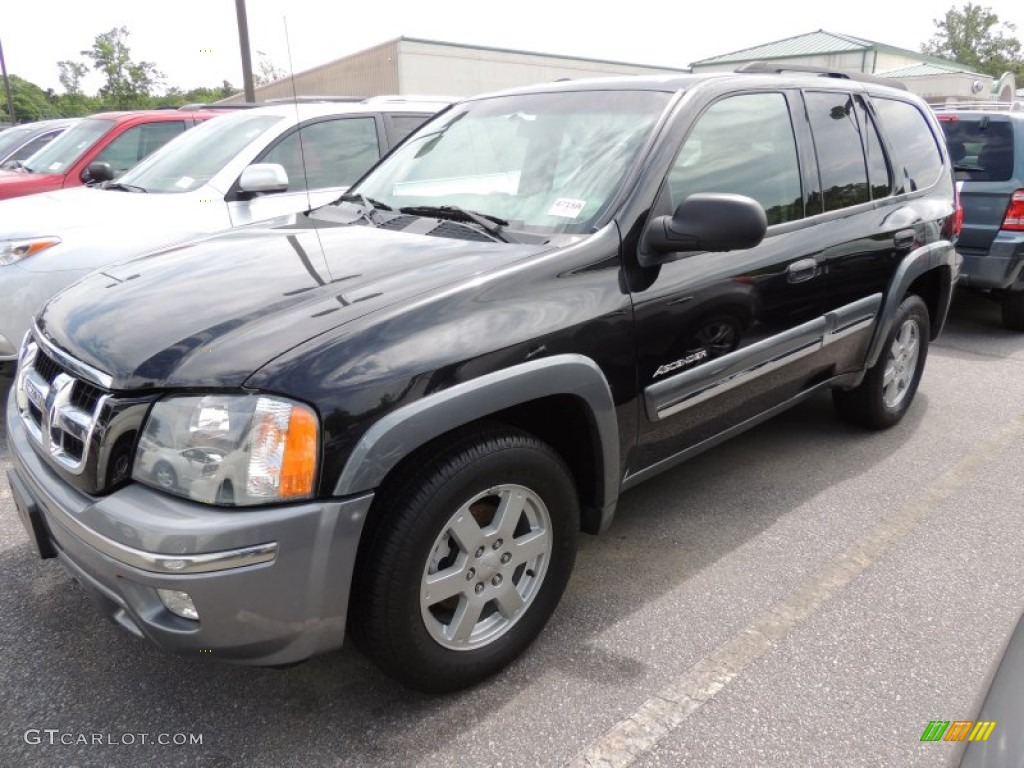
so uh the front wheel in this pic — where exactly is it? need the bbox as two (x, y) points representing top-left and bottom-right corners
(833, 294), (930, 430)
(349, 426), (579, 692)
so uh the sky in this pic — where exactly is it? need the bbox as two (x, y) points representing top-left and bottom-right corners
(3, 0), (1024, 94)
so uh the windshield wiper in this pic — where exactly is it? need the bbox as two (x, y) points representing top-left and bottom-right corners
(103, 181), (148, 193)
(2, 160), (30, 172)
(399, 204), (517, 243)
(333, 193), (393, 225)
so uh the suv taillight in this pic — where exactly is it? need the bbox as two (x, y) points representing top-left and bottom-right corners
(1003, 190), (1024, 231)
(943, 182), (963, 241)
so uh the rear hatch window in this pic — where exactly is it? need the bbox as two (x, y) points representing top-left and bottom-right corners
(939, 115), (1018, 251)
(939, 116), (1014, 181)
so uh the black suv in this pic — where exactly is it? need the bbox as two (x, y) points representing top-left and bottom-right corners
(7, 69), (958, 692)
(936, 104), (1024, 328)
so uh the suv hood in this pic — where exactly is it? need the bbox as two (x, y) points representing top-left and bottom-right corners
(37, 215), (550, 390)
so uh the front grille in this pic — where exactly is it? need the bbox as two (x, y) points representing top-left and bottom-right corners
(15, 333), (157, 495)
(15, 341), (111, 477)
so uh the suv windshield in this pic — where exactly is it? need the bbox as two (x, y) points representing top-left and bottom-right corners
(118, 113), (283, 193)
(354, 90), (671, 234)
(939, 116), (1015, 182)
(21, 118), (113, 175)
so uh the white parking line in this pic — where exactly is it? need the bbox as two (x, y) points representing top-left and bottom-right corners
(570, 411), (1024, 768)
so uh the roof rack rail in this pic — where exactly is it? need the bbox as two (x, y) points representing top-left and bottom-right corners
(931, 101), (1023, 112)
(735, 61), (908, 91)
(177, 102), (261, 110)
(263, 95), (365, 104)
(360, 94), (456, 104)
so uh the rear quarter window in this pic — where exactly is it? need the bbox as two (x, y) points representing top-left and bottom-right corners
(872, 98), (945, 192)
(939, 117), (1014, 182)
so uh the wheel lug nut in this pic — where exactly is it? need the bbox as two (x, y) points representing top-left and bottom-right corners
(466, 568), (476, 580)
(492, 575), (502, 586)
(500, 553), (511, 564)
(475, 547), (485, 558)
(493, 539), (503, 550)
(475, 583), (484, 594)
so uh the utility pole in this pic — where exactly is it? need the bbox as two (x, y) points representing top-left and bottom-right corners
(0, 38), (15, 124)
(235, 0), (256, 102)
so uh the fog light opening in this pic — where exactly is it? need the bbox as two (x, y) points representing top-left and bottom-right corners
(157, 589), (200, 621)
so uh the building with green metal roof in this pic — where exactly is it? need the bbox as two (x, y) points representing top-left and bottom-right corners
(691, 29), (1015, 104)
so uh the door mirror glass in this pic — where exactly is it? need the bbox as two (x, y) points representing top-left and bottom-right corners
(238, 163), (289, 195)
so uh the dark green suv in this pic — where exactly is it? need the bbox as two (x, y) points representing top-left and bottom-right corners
(937, 106), (1024, 328)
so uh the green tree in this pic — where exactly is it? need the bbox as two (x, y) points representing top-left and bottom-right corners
(0, 75), (61, 122)
(80, 26), (164, 109)
(922, 3), (1024, 78)
(57, 60), (88, 96)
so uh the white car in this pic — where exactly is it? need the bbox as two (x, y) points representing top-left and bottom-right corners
(0, 98), (451, 368)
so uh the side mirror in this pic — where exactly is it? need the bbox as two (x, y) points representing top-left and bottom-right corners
(238, 163), (289, 195)
(639, 193), (767, 267)
(84, 161), (114, 184)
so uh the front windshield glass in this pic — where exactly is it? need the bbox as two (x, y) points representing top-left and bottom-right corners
(118, 113), (283, 193)
(22, 118), (113, 175)
(354, 90), (671, 234)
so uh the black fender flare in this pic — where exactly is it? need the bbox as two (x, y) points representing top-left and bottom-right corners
(865, 241), (957, 369)
(332, 354), (621, 533)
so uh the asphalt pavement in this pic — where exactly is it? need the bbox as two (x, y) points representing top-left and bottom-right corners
(2, 290), (1023, 768)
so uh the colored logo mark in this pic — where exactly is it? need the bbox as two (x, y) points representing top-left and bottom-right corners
(920, 720), (997, 742)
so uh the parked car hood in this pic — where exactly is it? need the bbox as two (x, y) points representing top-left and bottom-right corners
(0, 168), (62, 198)
(37, 215), (550, 390)
(0, 187), (230, 272)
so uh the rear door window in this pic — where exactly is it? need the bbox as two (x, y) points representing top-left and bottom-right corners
(804, 91), (871, 212)
(938, 117), (1014, 182)
(873, 98), (945, 191)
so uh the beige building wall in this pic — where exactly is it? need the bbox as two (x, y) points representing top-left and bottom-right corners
(219, 40), (400, 104)
(873, 51), (928, 73)
(396, 39), (683, 96)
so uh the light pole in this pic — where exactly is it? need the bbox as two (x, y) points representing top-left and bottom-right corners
(0, 38), (15, 124)
(235, 0), (256, 102)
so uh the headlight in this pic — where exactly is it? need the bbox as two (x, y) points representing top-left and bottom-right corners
(133, 394), (319, 506)
(0, 237), (62, 266)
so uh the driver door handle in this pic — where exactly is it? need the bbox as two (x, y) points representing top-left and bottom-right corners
(787, 258), (819, 283)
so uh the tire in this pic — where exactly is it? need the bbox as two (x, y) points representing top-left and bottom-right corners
(349, 426), (580, 693)
(833, 294), (930, 430)
(152, 461), (177, 490)
(1001, 291), (1024, 331)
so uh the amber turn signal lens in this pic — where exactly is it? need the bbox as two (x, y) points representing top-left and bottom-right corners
(280, 405), (318, 497)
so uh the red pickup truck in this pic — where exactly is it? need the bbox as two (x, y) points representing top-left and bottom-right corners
(0, 110), (217, 201)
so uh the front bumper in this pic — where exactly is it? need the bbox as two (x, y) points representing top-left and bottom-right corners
(6, 392), (373, 665)
(957, 231), (1024, 290)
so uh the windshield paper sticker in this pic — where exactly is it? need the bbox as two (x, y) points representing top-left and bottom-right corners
(175, 176), (194, 189)
(548, 198), (586, 219)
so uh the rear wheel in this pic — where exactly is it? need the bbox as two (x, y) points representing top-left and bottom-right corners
(350, 426), (579, 692)
(1001, 291), (1024, 331)
(833, 294), (929, 430)
(152, 461), (177, 490)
